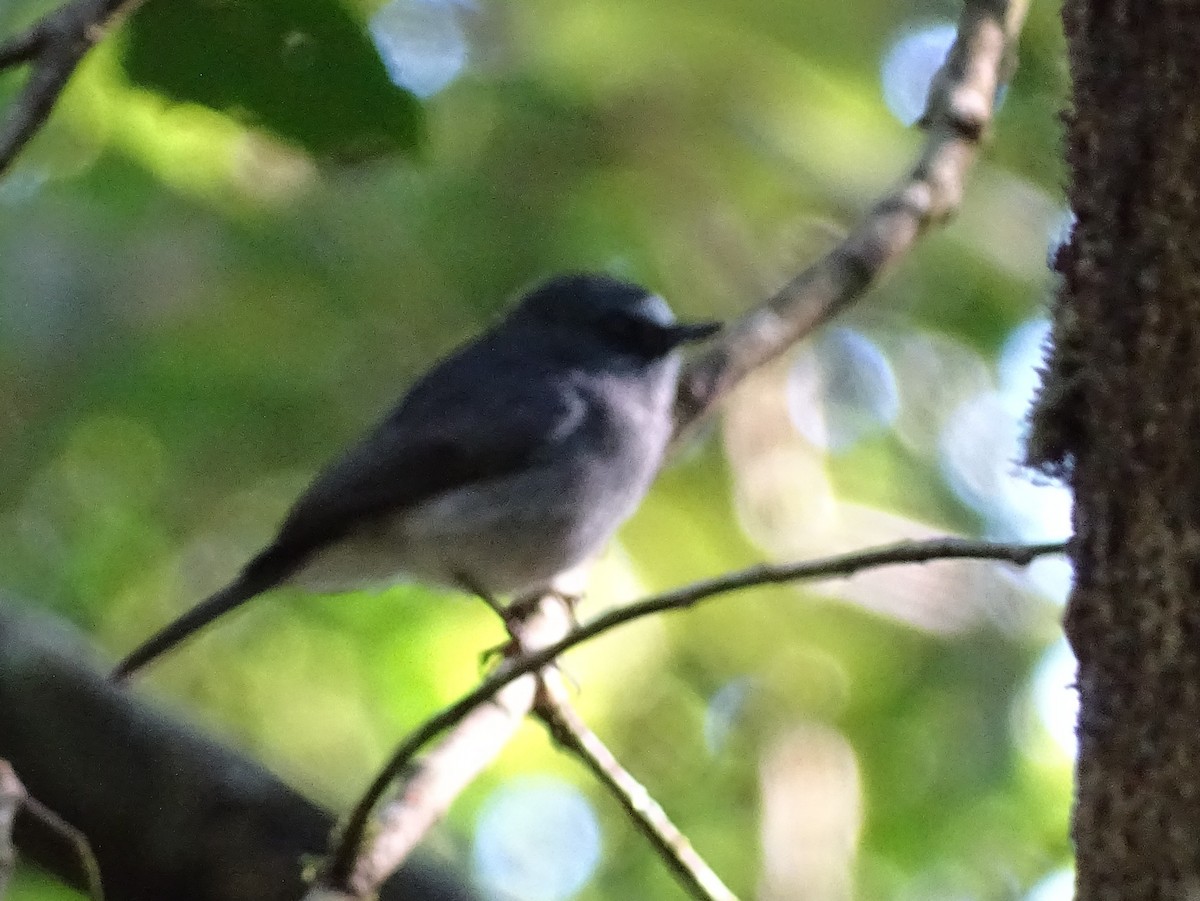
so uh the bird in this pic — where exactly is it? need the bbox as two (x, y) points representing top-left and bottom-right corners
(112, 273), (721, 681)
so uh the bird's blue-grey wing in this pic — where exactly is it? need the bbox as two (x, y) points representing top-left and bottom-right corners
(268, 346), (585, 563)
(111, 338), (582, 682)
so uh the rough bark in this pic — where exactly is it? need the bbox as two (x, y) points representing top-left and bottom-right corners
(1029, 2), (1200, 898)
(0, 600), (477, 901)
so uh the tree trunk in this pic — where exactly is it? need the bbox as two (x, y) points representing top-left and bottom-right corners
(1030, 2), (1200, 898)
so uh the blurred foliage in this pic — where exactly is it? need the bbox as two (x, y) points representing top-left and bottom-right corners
(0, 0), (1073, 898)
(121, 0), (422, 160)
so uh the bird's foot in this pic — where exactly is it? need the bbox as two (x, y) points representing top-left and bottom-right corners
(471, 583), (585, 672)
(509, 585), (585, 626)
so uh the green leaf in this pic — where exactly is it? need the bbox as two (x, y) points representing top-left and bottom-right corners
(119, 0), (422, 160)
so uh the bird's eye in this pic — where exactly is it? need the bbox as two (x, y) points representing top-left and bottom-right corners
(599, 312), (670, 357)
(601, 312), (639, 340)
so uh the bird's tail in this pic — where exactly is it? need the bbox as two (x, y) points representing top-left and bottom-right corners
(111, 545), (296, 683)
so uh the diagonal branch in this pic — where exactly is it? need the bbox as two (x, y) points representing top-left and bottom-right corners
(534, 671), (740, 901)
(674, 0), (1029, 432)
(318, 596), (573, 898)
(0, 0), (145, 177)
(323, 536), (1065, 894)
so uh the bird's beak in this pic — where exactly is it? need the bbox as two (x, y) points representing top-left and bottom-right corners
(663, 320), (722, 346)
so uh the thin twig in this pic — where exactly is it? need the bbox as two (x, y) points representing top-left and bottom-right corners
(534, 671), (740, 901)
(318, 596), (576, 896)
(0, 0), (146, 177)
(333, 674), (538, 896)
(325, 536), (1065, 890)
(674, 0), (1031, 432)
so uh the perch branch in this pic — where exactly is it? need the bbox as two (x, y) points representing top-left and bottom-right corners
(314, 672), (538, 899)
(324, 536), (1063, 893)
(316, 596), (576, 897)
(534, 671), (739, 901)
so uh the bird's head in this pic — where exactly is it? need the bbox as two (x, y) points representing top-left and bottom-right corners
(509, 273), (721, 360)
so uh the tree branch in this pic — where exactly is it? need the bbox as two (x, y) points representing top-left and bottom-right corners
(534, 671), (739, 901)
(324, 536), (1065, 893)
(0, 602), (477, 901)
(315, 596), (574, 898)
(0, 0), (144, 176)
(674, 0), (1030, 432)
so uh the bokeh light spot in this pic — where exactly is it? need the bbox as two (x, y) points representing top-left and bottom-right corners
(940, 318), (1071, 540)
(370, 0), (475, 98)
(1025, 868), (1075, 901)
(1032, 639), (1079, 759)
(787, 328), (900, 453)
(1025, 554), (1074, 606)
(940, 389), (1072, 539)
(880, 23), (957, 126)
(999, 317), (1051, 416)
(1047, 209), (1076, 267)
(0, 168), (48, 205)
(473, 776), (602, 901)
(889, 330), (991, 455)
(704, 676), (755, 754)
